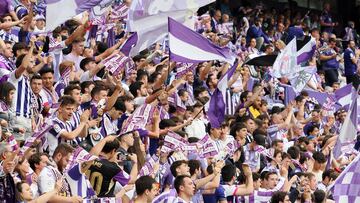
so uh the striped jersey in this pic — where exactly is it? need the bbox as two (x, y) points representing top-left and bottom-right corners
(47, 117), (73, 156)
(100, 113), (118, 137)
(8, 71), (33, 118)
(65, 164), (95, 198)
(0, 29), (19, 43)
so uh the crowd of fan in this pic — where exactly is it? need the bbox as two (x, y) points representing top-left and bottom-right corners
(0, 0), (359, 203)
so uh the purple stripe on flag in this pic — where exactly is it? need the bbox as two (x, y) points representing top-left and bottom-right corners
(297, 44), (316, 64)
(120, 33), (138, 56)
(168, 17), (233, 60)
(208, 89), (225, 128)
(335, 83), (353, 99)
(278, 83), (297, 105)
(306, 89), (329, 105)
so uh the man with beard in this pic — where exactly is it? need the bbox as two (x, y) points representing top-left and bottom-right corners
(129, 81), (148, 107)
(38, 143), (83, 202)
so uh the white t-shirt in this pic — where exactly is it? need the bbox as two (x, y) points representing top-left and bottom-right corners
(185, 119), (207, 140)
(80, 70), (101, 82)
(63, 52), (85, 73)
(133, 97), (146, 106)
(38, 166), (57, 194)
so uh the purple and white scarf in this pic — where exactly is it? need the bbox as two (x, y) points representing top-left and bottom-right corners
(103, 53), (135, 76)
(64, 147), (98, 173)
(19, 123), (53, 156)
(110, 3), (129, 22)
(120, 104), (156, 134)
(138, 154), (159, 177)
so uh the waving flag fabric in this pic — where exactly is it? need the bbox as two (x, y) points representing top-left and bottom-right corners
(329, 153), (360, 203)
(207, 60), (238, 128)
(289, 65), (317, 93)
(333, 92), (358, 159)
(278, 83), (297, 105)
(126, 0), (214, 56)
(168, 17), (235, 64)
(271, 38), (297, 78)
(297, 37), (316, 64)
(120, 33), (138, 56)
(334, 83), (355, 111)
(45, 0), (109, 31)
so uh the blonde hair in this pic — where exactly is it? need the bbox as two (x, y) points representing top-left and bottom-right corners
(59, 61), (74, 75)
(275, 40), (286, 50)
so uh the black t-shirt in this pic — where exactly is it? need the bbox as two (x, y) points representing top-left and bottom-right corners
(86, 159), (130, 197)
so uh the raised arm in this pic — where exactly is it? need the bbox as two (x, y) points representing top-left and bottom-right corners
(146, 109), (160, 139)
(199, 61), (213, 81)
(22, 5), (33, 31)
(277, 107), (293, 130)
(64, 19), (89, 46)
(89, 135), (117, 156)
(127, 154), (139, 184)
(89, 63), (105, 78)
(235, 164), (253, 196)
(0, 18), (24, 30)
(95, 37), (128, 62)
(15, 39), (34, 79)
(243, 85), (262, 108)
(104, 84), (123, 112)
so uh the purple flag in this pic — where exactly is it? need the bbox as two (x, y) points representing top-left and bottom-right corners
(271, 38), (297, 78)
(7, 134), (18, 151)
(333, 92), (358, 159)
(64, 146), (98, 173)
(120, 33), (138, 56)
(138, 154), (159, 177)
(297, 37), (316, 64)
(110, 2), (129, 21)
(207, 60), (238, 128)
(126, 0), (214, 56)
(19, 124), (53, 156)
(247, 77), (260, 91)
(102, 54), (135, 76)
(278, 83), (297, 105)
(175, 63), (196, 79)
(328, 153), (360, 203)
(289, 65), (317, 93)
(120, 104), (156, 134)
(168, 17), (235, 64)
(306, 89), (329, 105)
(45, 0), (105, 31)
(334, 83), (355, 111)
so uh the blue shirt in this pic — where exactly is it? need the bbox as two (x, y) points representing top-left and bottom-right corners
(286, 26), (304, 43)
(344, 48), (357, 76)
(320, 48), (339, 70)
(246, 25), (270, 44)
(320, 11), (334, 33)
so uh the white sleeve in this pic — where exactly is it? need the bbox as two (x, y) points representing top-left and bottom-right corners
(222, 185), (237, 197)
(38, 167), (56, 194)
(80, 71), (92, 82)
(0, 69), (11, 79)
(8, 70), (22, 84)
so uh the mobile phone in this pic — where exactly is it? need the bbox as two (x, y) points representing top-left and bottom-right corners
(117, 153), (129, 162)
